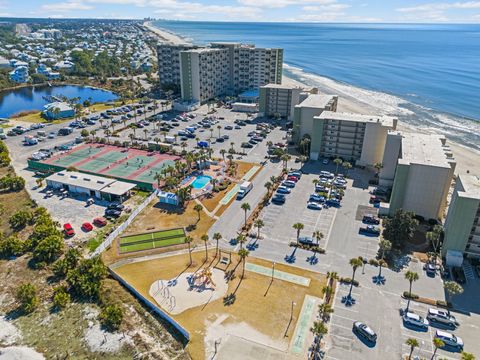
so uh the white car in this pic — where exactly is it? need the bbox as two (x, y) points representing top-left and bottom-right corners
(435, 330), (463, 350)
(403, 312), (429, 329)
(307, 202), (322, 210)
(322, 159), (329, 165)
(276, 185), (291, 194)
(427, 308), (458, 328)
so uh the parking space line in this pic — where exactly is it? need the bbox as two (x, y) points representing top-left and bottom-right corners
(332, 306), (359, 314)
(329, 333), (353, 341)
(331, 313), (356, 322)
(330, 323), (352, 331)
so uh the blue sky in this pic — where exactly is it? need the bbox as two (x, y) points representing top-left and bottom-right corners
(1, 0), (480, 22)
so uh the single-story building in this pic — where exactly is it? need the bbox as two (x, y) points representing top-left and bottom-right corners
(43, 102), (75, 120)
(46, 170), (136, 202)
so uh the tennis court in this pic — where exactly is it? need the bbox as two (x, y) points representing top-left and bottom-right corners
(105, 155), (158, 178)
(119, 228), (186, 253)
(77, 150), (126, 173)
(50, 146), (103, 167)
(134, 159), (176, 183)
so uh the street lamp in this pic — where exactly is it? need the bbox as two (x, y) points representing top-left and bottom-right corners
(271, 262), (276, 282)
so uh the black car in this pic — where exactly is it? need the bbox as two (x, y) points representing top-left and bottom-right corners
(271, 194), (286, 204)
(241, 142), (254, 148)
(105, 209), (121, 218)
(362, 215), (380, 224)
(107, 203), (125, 211)
(298, 236), (314, 246)
(452, 267), (466, 284)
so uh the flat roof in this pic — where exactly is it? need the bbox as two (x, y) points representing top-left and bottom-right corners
(458, 175), (480, 200)
(185, 47), (226, 54)
(262, 83), (301, 90)
(398, 132), (454, 168)
(46, 170), (135, 195)
(297, 94), (337, 109)
(317, 111), (396, 127)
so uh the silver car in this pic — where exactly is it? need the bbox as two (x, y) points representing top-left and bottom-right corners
(427, 308), (458, 328)
(403, 312), (429, 329)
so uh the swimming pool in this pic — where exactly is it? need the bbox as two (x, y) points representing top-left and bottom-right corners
(191, 175), (212, 189)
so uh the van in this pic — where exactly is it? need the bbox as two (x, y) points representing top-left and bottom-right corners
(58, 128), (73, 136)
(37, 130), (46, 137)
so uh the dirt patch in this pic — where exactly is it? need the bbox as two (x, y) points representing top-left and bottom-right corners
(200, 183), (235, 213)
(112, 251), (327, 360)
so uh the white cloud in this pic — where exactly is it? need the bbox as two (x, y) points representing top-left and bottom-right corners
(397, 1), (480, 12)
(41, 1), (93, 12)
(237, 0), (337, 8)
(302, 3), (350, 11)
(150, 0), (261, 19)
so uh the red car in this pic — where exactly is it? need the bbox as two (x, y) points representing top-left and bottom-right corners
(93, 217), (107, 227)
(81, 222), (93, 232)
(287, 176), (299, 182)
(63, 223), (75, 237)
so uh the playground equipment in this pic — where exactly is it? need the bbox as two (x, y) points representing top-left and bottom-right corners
(191, 267), (216, 289)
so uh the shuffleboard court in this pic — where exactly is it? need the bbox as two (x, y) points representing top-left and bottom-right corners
(119, 228), (186, 253)
(77, 151), (126, 173)
(50, 146), (103, 167)
(245, 263), (311, 286)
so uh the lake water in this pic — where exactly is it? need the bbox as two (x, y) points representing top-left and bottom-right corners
(153, 21), (480, 151)
(0, 85), (118, 118)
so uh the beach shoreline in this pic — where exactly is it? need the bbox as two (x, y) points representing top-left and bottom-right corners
(145, 21), (480, 177)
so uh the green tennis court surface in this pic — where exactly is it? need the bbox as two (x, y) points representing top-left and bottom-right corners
(105, 155), (157, 178)
(51, 147), (103, 167)
(134, 159), (176, 183)
(119, 228), (186, 253)
(77, 151), (126, 172)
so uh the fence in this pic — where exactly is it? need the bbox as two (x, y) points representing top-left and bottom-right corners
(109, 269), (190, 343)
(90, 190), (158, 258)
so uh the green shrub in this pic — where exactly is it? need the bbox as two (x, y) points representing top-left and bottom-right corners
(99, 304), (123, 331)
(436, 300), (449, 308)
(403, 291), (419, 299)
(9, 210), (33, 230)
(66, 256), (107, 299)
(53, 286), (70, 310)
(0, 235), (25, 258)
(16, 283), (38, 314)
(32, 235), (64, 263)
(340, 277), (359, 286)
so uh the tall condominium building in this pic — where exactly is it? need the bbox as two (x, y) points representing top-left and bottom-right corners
(157, 43), (198, 91)
(443, 175), (480, 257)
(158, 43), (283, 103)
(380, 132), (456, 221)
(259, 84), (303, 120)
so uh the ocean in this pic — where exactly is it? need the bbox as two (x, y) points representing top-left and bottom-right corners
(152, 21), (480, 151)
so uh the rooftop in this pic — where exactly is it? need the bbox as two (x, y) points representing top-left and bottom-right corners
(43, 101), (73, 112)
(296, 94), (337, 109)
(398, 132), (454, 168)
(458, 175), (480, 200)
(47, 170), (136, 195)
(262, 83), (302, 90)
(317, 111), (396, 128)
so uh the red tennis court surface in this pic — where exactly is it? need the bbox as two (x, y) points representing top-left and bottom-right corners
(41, 144), (181, 187)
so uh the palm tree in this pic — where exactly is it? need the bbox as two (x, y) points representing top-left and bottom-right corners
(180, 141), (187, 152)
(377, 239), (392, 279)
(313, 230), (323, 246)
(237, 234), (247, 249)
(374, 162), (383, 177)
(143, 128), (148, 141)
(342, 161), (352, 177)
(293, 223), (304, 244)
(318, 302), (333, 322)
(219, 149), (226, 163)
(281, 154), (291, 170)
(254, 219), (264, 240)
(201, 234), (209, 260)
(264, 181), (272, 196)
(444, 281), (463, 314)
(333, 157), (342, 175)
(241, 202), (251, 228)
(230, 142), (235, 152)
(185, 236), (193, 266)
(432, 338), (445, 359)
(310, 321), (328, 354)
(326, 271), (338, 288)
(405, 338), (419, 360)
(426, 225), (442, 265)
(238, 248), (249, 279)
(217, 125), (221, 138)
(348, 257), (363, 298)
(461, 352), (476, 360)
(213, 232), (222, 257)
(404, 271), (419, 312)
(193, 203), (203, 222)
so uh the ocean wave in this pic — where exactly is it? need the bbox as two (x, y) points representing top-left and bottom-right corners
(283, 63), (480, 152)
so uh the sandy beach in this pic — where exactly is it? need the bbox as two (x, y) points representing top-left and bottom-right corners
(145, 22), (480, 177)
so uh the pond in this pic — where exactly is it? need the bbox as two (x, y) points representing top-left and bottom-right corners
(0, 85), (118, 118)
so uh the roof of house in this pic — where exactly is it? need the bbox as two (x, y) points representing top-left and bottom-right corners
(43, 102), (73, 112)
(46, 170), (136, 195)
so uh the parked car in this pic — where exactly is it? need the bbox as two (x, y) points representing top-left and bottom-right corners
(276, 186), (291, 194)
(403, 312), (429, 329)
(326, 198), (341, 207)
(81, 222), (93, 232)
(288, 171), (302, 179)
(224, 125), (233, 130)
(352, 322), (377, 342)
(282, 180), (296, 188)
(271, 194), (286, 204)
(362, 214), (380, 224)
(63, 223), (75, 237)
(93, 217), (108, 227)
(287, 176), (299, 182)
(105, 209), (121, 218)
(360, 225), (381, 236)
(425, 262), (436, 276)
(369, 196), (381, 204)
(427, 308), (459, 328)
(322, 159), (330, 165)
(107, 203), (125, 211)
(434, 330), (463, 350)
(298, 236), (314, 246)
(309, 194), (325, 203)
(241, 142), (253, 148)
(307, 202), (322, 210)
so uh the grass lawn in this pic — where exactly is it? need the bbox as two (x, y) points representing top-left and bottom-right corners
(112, 252), (328, 360)
(119, 228), (186, 253)
(120, 228), (185, 245)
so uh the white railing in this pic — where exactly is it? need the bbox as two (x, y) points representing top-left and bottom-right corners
(90, 190), (158, 258)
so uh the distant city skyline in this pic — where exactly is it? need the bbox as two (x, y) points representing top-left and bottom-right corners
(0, 0), (480, 23)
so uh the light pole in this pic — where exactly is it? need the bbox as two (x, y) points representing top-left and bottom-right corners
(284, 301), (296, 337)
(271, 262), (275, 282)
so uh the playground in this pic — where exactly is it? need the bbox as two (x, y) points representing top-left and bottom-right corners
(119, 228), (186, 253)
(36, 144), (181, 188)
(111, 251), (328, 360)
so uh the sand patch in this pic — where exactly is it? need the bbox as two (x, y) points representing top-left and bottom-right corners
(0, 317), (21, 346)
(0, 346), (45, 360)
(149, 268), (228, 315)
